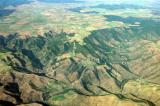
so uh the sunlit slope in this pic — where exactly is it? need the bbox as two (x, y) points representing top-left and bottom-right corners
(0, 17), (160, 106)
(0, 0), (160, 106)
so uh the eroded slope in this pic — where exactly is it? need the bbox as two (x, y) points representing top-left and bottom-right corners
(0, 17), (160, 106)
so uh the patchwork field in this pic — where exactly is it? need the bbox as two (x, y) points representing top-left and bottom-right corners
(0, 0), (159, 43)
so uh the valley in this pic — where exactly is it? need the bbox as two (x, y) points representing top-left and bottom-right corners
(0, 0), (160, 106)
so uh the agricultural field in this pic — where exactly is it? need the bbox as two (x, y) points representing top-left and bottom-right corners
(0, 0), (159, 43)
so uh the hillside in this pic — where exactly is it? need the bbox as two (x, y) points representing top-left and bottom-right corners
(0, 19), (160, 105)
(0, 0), (160, 106)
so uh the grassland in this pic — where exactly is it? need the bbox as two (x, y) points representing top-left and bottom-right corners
(0, 1), (159, 44)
